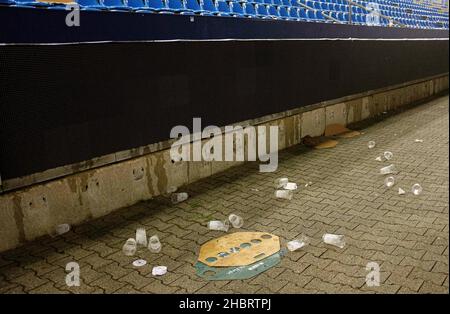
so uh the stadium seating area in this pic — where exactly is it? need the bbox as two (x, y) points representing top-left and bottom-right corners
(0, 0), (448, 29)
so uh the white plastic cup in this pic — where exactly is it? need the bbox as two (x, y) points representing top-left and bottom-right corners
(322, 234), (346, 249)
(275, 190), (293, 200)
(122, 238), (137, 256)
(228, 214), (244, 228)
(148, 235), (162, 253)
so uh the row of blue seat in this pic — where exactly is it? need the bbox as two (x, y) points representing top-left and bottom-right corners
(0, 0), (447, 28)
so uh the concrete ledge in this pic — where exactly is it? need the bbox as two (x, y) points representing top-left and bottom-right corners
(0, 74), (448, 253)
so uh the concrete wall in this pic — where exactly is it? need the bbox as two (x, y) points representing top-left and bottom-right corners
(0, 75), (448, 253)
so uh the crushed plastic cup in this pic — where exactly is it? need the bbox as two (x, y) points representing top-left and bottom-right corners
(152, 266), (167, 276)
(275, 178), (289, 189)
(132, 259), (147, 267)
(122, 238), (137, 256)
(322, 233), (346, 249)
(207, 220), (230, 232)
(398, 187), (406, 195)
(368, 141), (376, 149)
(384, 176), (395, 188)
(228, 214), (244, 229)
(287, 235), (310, 252)
(50, 223), (71, 237)
(375, 156), (383, 162)
(148, 235), (162, 253)
(411, 183), (423, 195)
(275, 190), (293, 200)
(383, 151), (393, 160)
(284, 182), (298, 190)
(171, 192), (188, 204)
(380, 164), (396, 175)
(136, 227), (147, 247)
(414, 139), (424, 143)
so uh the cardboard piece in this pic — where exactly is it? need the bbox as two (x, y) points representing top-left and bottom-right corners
(324, 123), (350, 136)
(198, 232), (280, 267)
(195, 250), (284, 281)
(338, 130), (361, 138)
(314, 139), (338, 149)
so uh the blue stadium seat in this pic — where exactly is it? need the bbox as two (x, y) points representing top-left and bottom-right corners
(185, 0), (206, 13)
(255, 3), (269, 18)
(200, 0), (219, 14)
(279, 5), (289, 19)
(77, 0), (106, 10)
(103, 0), (131, 10)
(148, 0), (168, 11)
(298, 7), (307, 19)
(315, 10), (324, 20)
(217, 1), (232, 16)
(167, 0), (186, 12)
(288, 6), (299, 19)
(268, 5), (279, 17)
(243, 2), (256, 17)
(273, 0), (282, 5)
(282, 0), (290, 5)
(128, 0), (149, 10)
(230, 2), (245, 16)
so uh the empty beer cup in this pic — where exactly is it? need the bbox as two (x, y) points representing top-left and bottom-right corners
(322, 234), (346, 249)
(122, 238), (137, 256)
(136, 227), (147, 247)
(380, 164), (395, 175)
(207, 220), (230, 232)
(275, 190), (293, 200)
(228, 214), (244, 228)
(411, 183), (423, 195)
(384, 176), (395, 187)
(148, 235), (162, 253)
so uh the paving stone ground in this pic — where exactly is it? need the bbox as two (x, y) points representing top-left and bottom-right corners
(0, 95), (448, 294)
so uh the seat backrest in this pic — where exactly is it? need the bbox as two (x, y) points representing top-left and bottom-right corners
(103, 0), (126, 6)
(231, 2), (244, 14)
(256, 3), (268, 15)
(186, 0), (201, 10)
(279, 6), (289, 17)
(268, 5), (278, 16)
(148, 0), (166, 9)
(128, 0), (147, 8)
(263, 0), (272, 4)
(167, 0), (184, 9)
(244, 2), (256, 15)
(289, 6), (299, 18)
(201, 0), (217, 12)
(217, 0), (230, 13)
(273, 0), (282, 5)
(316, 10), (324, 20)
(78, 0), (103, 6)
(298, 7), (307, 18)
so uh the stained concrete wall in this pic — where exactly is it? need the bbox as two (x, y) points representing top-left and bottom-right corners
(0, 75), (448, 253)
